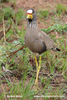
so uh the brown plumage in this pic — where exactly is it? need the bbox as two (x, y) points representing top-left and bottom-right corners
(24, 9), (60, 89)
(25, 9), (60, 54)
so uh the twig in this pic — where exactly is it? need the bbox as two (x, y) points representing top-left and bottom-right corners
(31, 70), (63, 77)
(3, 16), (6, 43)
(7, 44), (26, 58)
(48, 29), (57, 34)
(5, 23), (12, 33)
(0, 23), (11, 39)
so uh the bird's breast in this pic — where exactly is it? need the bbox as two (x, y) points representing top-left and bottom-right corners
(25, 32), (46, 54)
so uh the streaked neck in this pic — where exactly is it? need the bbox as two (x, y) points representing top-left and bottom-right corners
(27, 21), (37, 28)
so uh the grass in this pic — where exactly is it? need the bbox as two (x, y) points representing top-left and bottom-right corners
(0, 2), (67, 100)
(38, 10), (49, 20)
(41, 23), (67, 34)
(56, 4), (67, 16)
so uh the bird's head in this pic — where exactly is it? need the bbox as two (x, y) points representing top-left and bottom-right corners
(26, 9), (36, 22)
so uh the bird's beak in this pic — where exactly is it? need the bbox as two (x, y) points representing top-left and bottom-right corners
(27, 14), (33, 20)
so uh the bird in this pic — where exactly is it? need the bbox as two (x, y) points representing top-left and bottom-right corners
(24, 8), (60, 89)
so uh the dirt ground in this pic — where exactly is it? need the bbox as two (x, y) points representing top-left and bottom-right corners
(16, 0), (67, 10)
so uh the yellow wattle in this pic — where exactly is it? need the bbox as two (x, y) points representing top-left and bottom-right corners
(27, 14), (33, 20)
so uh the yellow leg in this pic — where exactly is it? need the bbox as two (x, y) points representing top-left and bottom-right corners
(34, 55), (41, 89)
(34, 55), (38, 69)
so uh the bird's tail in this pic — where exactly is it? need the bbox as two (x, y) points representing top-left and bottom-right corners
(51, 48), (60, 51)
(55, 48), (60, 51)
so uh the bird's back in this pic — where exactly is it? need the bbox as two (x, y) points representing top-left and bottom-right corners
(25, 27), (56, 54)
